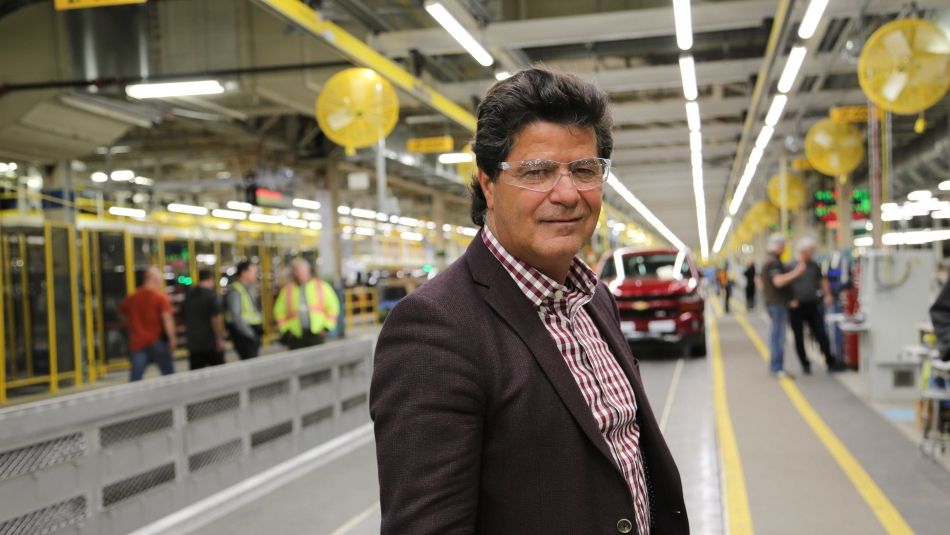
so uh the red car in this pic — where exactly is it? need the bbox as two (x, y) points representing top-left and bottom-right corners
(597, 248), (706, 357)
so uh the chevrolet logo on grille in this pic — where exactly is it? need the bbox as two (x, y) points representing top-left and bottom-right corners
(632, 301), (649, 311)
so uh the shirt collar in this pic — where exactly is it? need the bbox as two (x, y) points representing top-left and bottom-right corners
(481, 225), (598, 309)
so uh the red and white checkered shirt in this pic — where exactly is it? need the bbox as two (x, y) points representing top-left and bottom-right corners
(482, 227), (650, 533)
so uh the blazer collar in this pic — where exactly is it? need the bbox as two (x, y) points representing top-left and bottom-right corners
(465, 232), (619, 468)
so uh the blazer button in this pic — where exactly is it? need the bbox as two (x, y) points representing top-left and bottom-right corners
(616, 518), (633, 534)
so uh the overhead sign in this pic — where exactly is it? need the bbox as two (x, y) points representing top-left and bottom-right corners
(55, 0), (146, 10)
(406, 135), (454, 154)
(829, 105), (883, 123)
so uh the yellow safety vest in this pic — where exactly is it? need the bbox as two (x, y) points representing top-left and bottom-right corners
(227, 281), (262, 325)
(273, 279), (340, 337)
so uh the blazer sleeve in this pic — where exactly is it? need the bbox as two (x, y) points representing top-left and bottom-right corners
(370, 292), (485, 534)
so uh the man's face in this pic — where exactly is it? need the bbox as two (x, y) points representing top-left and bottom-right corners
(242, 265), (258, 283)
(801, 245), (816, 261)
(478, 121), (602, 280)
(292, 263), (311, 283)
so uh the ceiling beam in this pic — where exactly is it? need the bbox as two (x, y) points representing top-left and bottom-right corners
(370, 0), (937, 59)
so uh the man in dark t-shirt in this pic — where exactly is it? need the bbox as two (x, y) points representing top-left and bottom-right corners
(184, 269), (225, 370)
(789, 237), (843, 373)
(761, 234), (805, 378)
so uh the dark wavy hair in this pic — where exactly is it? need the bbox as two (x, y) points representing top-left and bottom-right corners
(469, 67), (613, 226)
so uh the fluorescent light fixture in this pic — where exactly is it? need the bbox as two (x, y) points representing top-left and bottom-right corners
(91, 172), (108, 183)
(679, 55), (698, 101)
(672, 0), (693, 50)
(685, 101), (701, 132)
(376, 213), (389, 222)
(110, 169), (134, 181)
(777, 46), (807, 93)
(292, 198), (321, 210)
(729, 165), (757, 215)
(227, 201), (253, 211)
(932, 209), (950, 219)
(459, 227), (479, 237)
(755, 125), (775, 150)
(607, 172), (687, 250)
(797, 0), (829, 40)
(881, 202), (898, 211)
(940, 181), (950, 191)
(282, 218), (308, 229)
(109, 206), (146, 218)
(350, 208), (377, 219)
(7, 163), (17, 171)
(691, 151), (702, 169)
(302, 212), (321, 221)
(424, 1), (494, 66)
(764, 94), (788, 127)
(748, 146), (764, 167)
(854, 236), (874, 247)
(167, 203), (208, 216)
(398, 217), (420, 227)
(907, 190), (932, 201)
(249, 213), (282, 224)
(495, 71), (512, 81)
(692, 165), (709, 260)
(401, 231), (425, 242)
(211, 208), (247, 220)
(354, 227), (376, 236)
(438, 152), (474, 164)
(133, 176), (153, 186)
(337, 206), (351, 215)
(309, 221), (323, 230)
(712, 216), (733, 253)
(126, 80), (224, 99)
(689, 131), (702, 154)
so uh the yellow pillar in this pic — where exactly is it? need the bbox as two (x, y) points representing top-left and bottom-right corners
(0, 232), (6, 403)
(124, 231), (135, 293)
(68, 226), (82, 386)
(81, 230), (96, 383)
(44, 223), (59, 394)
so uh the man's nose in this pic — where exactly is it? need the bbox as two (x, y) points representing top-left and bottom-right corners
(547, 172), (581, 204)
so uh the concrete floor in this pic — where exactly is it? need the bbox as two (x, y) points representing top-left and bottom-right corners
(188, 302), (950, 535)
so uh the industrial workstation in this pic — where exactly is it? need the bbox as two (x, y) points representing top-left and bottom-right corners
(1, 0), (950, 534)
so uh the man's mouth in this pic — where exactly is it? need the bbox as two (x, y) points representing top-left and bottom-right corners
(542, 216), (583, 224)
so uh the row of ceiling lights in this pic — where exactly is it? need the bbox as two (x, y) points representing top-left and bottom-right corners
(712, 0), (830, 255)
(674, 0), (708, 261)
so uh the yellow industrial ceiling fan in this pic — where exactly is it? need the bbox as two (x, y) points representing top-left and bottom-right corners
(316, 68), (399, 156)
(804, 118), (864, 176)
(858, 18), (950, 115)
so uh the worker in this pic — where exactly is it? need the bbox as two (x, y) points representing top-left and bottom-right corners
(371, 67), (687, 535)
(718, 263), (732, 313)
(184, 269), (225, 370)
(761, 234), (806, 378)
(743, 257), (757, 310)
(119, 266), (177, 381)
(789, 237), (844, 373)
(273, 258), (340, 349)
(225, 260), (263, 359)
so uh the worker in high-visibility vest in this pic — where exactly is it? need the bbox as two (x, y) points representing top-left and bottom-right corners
(274, 258), (340, 349)
(225, 260), (263, 359)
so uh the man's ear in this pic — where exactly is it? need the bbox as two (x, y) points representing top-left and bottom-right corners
(477, 169), (495, 211)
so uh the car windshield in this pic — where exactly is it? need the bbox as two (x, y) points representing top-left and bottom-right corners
(601, 252), (691, 281)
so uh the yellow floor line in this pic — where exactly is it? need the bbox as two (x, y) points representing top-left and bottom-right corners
(734, 313), (915, 535)
(708, 309), (755, 535)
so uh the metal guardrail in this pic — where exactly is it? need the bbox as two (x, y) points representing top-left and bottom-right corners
(0, 336), (374, 535)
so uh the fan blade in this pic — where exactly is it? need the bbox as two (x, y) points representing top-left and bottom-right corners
(827, 154), (841, 170)
(327, 109), (355, 131)
(812, 130), (833, 149)
(914, 25), (950, 55)
(883, 29), (913, 62)
(880, 71), (909, 102)
(913, 56), (950, 84)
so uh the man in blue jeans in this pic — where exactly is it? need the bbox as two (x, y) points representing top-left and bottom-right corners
(760, 234), (805, 378)
(120, 267), (178, 381)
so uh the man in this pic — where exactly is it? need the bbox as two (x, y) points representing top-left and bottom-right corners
(789, 237), (844, 373)
(371, 68), (687, 535)
(273, 259), (340, 350)
(119, 266), (176, 381)
(184, 269), (225, 370)
(225, 261), (263, 359)
(761, 234), (806, 378)
(719, 263), (732, 313)
(743, 257), (757, 310)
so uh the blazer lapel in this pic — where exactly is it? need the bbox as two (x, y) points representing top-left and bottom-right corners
(584, 288), (653, 423)
(466, 236), (618, 467)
